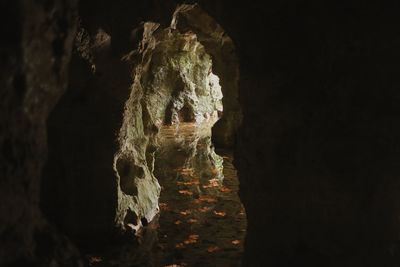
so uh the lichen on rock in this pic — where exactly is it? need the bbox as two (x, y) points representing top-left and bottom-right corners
(171, 4), (242, 148)
(114, 20), (225, 232)
(139, 22), (224, 126)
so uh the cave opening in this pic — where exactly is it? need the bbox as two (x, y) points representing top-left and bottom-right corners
(40, 3), (246, 266)
(150, 30), (246, 265)
(112, 5), (247, 265)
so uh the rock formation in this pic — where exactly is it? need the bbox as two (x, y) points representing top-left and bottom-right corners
(115, 20), (225, 233)
(171, 4), (241, 147)
(0, 0), (82, 265)
(41, 3), (234, 250)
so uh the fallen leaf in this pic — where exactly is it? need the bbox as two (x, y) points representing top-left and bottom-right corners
(159, 202), (169, 211)
(207, 246), (221, 253)
(199, 195), (217, 203)
(231, 240), (240, 245)
(177, 180), (200, 186)
(175, 168), (193, 176)
(187, 218), (198, 224)
(202, 179), (220, 189)
(178, 190), (193, 196)
(219, 187), (232, 193)
(214, 210), (226, 217)
(174, 220), (182, 225)
(175, 243), (185, 249)
(198, 206), (211, 213)
(180, 210), (191, 216)
(183, 234), (199, 245)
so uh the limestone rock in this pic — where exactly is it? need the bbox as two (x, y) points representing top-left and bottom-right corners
(171, 4), (242, 148)
(0, 0), (81, 265)
(114, 21), (225, 232)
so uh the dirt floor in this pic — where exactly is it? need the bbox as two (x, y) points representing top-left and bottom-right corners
(86, 123), (247, 267)
(155, 123), (247, 267)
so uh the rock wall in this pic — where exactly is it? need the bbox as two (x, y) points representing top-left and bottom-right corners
(222, 2), (400, 267)
(40, 1), (177, 249)
(41, 25), (132, 247)
(135, 23), (223, 126)
(114, 21), (224, 232)
(0, 0), (81, 265)
(171, 4), (241, 148)
(41, 2), (228, 248)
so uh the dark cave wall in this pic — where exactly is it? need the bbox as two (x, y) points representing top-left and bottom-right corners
(225, 2), (400, 267)
(41, 31), (129, 246)
(0, 0), (81, 265)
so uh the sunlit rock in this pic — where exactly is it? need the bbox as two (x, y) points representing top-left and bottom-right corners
(114, 21), (225, 232)
(171, 4), (242, 148)
(136, 22), (223, 126)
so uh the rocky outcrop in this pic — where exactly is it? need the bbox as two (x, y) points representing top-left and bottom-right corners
(133, 22), (223, 126)
(0, 0), (81, 265)
(41, 23), (134, 247)
(171, 4), (241, 147)
(114, 21), (224, 233)
(41, 4), (229, 247)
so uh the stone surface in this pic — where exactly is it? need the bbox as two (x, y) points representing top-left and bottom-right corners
(171, 4), (241, 148)
(41, 23), (129, 247)
(136, 22), (223, 126)
(0, 0), (81, 265)
(41, 5), (228, 248)
(114, 21), (225, 233)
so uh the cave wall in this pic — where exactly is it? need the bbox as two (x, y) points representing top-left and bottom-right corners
(0, 0), (81, 265)
(171, 4), (241, 148)
(41, 2), (227, 247)
(41, 25), (132, 247)
(2, 1), (400, 266)
(115, 19), (226, 233)
(222, 2), (400, 267)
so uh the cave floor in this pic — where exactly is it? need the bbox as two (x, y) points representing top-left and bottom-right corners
(87, 122), (246, 267)
(154, 122), (247, 267)
(156, 150), (246, 267)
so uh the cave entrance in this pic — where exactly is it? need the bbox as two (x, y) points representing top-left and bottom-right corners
(141, 5), (246, 266)
(154, 120), (247, 266)
(41, 3), (246, 266)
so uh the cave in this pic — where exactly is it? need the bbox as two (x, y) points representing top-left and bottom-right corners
(2, 1), (400, 267)
(39, 3), (244, 266)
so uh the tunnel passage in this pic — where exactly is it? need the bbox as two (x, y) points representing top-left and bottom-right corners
(95, 5), (246, 265)
(113, 3), (243, 237)
(40, 3), (244, 265)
